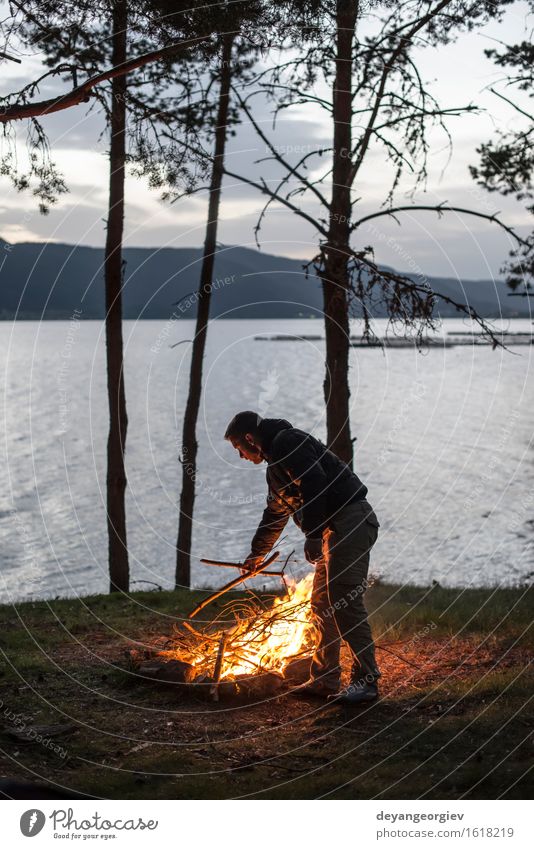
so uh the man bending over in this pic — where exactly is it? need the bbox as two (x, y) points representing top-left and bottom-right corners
(225, 411), (381, 706)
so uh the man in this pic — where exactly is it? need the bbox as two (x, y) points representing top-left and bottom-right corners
(224, 411), (381, 706)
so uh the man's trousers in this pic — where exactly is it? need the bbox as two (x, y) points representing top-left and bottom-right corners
(309, 499), (381, 686)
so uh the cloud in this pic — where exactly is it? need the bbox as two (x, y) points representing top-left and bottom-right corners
(1, 2), (532, 278)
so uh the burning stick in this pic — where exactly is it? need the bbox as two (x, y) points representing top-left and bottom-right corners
(187, 551), (280, 622)
(210, 632), (228, 702)
(200, 558), (283, 578)
(154, 570), (317, 692)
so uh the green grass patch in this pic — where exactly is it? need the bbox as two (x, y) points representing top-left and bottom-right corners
(0, 581), (532, 799)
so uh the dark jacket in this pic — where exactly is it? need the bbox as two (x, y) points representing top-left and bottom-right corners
(250, 418), (369, 558)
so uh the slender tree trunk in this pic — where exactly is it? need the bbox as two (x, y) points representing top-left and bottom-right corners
(175, 34), (234, 589)
(105, 0), (129, 593)
(320, 0), (358, 466)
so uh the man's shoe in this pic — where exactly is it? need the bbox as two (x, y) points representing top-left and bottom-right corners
(291, 678), (339, 698)
(327, 680), (379, 706)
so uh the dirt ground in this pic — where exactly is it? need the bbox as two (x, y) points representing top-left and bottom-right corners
(0, 582), (532, 799)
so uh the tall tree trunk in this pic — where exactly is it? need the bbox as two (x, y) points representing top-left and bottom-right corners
(175, 33), (234, 589)
(105, 0), (129, 593)
(320, 0), (358, 466)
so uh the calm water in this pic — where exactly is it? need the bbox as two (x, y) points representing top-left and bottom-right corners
(1, 318), (533, 602)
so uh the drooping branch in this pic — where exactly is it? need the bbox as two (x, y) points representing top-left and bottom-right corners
(0, 34), (216, 122)
(342, 246), (511, 350)
(353, 204), (529, 247)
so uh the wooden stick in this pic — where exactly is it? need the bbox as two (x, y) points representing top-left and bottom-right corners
(187, 551), (280, 621)
(210, 633), (228, 702)
(200, 559), (283, 577)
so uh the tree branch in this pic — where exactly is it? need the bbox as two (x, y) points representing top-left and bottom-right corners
(0, 34), (214, 122)
(353, 203), (529, 246)
(223, 166), (329, 239)
(489, 86), (534, 123)
(160, 130), (328, 240)
(349, 0), (454, 186)
(231, 85), (330, 211)
(345, 246), (510, 350)
(0, 50), (21, 63)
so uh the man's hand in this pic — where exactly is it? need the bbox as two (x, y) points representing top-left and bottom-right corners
(304, 537), (323, 564)
(241, 553), (264, 576)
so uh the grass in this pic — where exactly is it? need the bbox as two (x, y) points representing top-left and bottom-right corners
(0, 579), (532, 799)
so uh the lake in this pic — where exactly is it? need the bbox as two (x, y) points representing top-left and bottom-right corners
(1, 317), (533, 602)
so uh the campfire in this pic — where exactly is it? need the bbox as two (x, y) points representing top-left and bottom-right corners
(127, 553), (317, 699)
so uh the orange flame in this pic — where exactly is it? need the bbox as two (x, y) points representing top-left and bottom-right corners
(164, 574), (315, 680)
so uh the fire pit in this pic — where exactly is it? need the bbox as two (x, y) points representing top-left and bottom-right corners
(126, 560), (315, 701)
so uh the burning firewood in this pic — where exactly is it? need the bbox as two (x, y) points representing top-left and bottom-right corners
(179, 572), (315, 687)
(187, 550), (282, 622)
(125, 553), (318, 700)
(234, 671), (285, 699)
(210, 632), (228, 702)
(282, 655), (312, 687)
(137, 658), (195, 684)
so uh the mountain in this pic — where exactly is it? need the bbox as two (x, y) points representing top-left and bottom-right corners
(0, 238), (529, 319)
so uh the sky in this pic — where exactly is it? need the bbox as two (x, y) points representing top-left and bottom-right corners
(1, 1), (533, 280)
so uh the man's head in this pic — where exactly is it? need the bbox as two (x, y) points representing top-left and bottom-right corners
(224, 411), (264, 464)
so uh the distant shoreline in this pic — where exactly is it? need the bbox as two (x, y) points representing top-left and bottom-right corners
(1, 242), (531, 319)
(0, 314), (530, 322)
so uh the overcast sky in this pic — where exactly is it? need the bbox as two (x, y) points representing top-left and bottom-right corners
(1, 1), (532, 280)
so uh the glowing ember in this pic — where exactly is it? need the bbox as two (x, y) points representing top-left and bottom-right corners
(160, 573), (316, 681)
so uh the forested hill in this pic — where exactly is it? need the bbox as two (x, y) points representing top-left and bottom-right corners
(0, 239), (528, 319)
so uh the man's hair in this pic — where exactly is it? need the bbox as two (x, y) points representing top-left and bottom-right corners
(224, 410), (262, 441)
